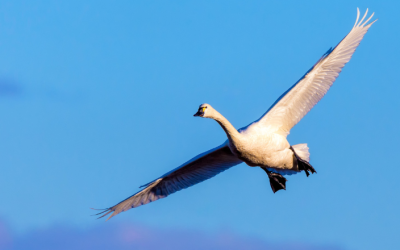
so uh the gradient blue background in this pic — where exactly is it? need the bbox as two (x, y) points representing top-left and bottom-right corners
(0, 1), (398, 249)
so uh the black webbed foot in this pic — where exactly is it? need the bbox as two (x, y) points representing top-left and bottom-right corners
(261, 167), (287, 193)
(290, 146), (317, 177)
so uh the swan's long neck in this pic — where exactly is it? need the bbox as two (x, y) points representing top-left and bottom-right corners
(210, 110), (241, 144)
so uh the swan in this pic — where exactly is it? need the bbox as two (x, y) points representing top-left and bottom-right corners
(97, 9), (376, 220)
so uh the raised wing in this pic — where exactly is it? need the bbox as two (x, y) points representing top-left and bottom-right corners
(253, 9), (376, 136)
(97, 143), (242, 220)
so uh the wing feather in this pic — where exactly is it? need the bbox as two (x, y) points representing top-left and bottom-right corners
(97, 143), (242, 220)
(252, 9), (376, 135)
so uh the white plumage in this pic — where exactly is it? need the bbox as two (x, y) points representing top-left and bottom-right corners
(254, 8), (376, 136)
(97, 9), (376, 220)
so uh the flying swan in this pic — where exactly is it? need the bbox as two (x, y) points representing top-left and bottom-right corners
(97, 9), (376, 220)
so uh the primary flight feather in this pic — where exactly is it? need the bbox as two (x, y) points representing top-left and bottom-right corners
(97, 9), (376, 220)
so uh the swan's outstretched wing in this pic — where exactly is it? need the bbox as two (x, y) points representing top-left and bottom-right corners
(97, 143), (242, 220)
(254, 9), (376, 136)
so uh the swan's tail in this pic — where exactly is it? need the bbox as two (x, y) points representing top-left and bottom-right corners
(291, 143), (310, 162)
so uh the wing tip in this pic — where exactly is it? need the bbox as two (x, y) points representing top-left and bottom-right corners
(354, 8), (360, 28)
(91, 207), (117, 220)
(354, 8), (377, 28)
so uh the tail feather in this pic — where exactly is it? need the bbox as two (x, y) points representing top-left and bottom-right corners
(291, 143), (310, 162)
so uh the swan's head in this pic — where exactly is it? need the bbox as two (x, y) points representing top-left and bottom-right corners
(193, 103), (213, 118)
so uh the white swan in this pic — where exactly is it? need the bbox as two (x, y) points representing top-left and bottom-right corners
(97, 9), (376, 220)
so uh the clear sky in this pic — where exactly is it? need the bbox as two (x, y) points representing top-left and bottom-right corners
(0, 1), (398, 250)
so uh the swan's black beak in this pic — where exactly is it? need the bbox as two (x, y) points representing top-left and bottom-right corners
(193, 110), (204, 117)
(194, 106), (207, 117)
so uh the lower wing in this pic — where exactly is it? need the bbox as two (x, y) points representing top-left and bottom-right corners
(96, 143), (243, 220)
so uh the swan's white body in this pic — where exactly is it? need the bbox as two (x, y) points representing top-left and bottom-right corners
(204, 106), (301, 174)
(98, 9), (376, 220)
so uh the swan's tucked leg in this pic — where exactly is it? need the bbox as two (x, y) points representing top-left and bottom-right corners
(290, 146), (316, 177)
(261, 167), (287, 193)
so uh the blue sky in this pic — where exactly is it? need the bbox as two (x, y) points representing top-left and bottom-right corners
(0, 1), (399, 249)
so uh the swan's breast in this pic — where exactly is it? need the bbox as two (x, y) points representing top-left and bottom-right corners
(229, 131), (292, 168)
